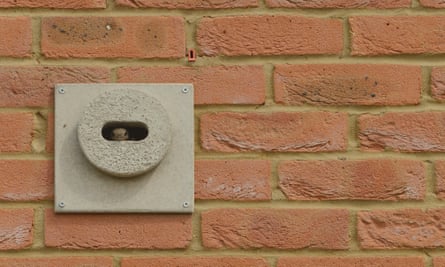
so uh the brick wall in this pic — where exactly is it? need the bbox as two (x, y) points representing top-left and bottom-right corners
(0, 1), (444, 266)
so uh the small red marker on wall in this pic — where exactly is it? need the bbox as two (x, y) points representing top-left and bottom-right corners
(187, 48), (196, 62)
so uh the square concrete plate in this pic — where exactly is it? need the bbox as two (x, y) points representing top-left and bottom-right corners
(54, 84), (194, 213)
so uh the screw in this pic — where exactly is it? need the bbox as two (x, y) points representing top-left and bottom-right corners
(58, 87), (65, 94)
(182, 202), (190, 208)
(58, 202), (65, 208)
(181, 87), (189, 94)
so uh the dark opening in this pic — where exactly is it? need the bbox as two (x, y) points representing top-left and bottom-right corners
(102, 121), (148, 141)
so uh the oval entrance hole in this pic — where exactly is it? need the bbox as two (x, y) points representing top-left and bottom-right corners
(102, 121), (148, 141)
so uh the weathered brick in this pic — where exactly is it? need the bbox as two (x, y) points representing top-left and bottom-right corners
(266, 0), (410, 8)
(0, 160), (53, 201)
(435, 161), (445, 200)
(0, 257), (113, 267)
(274, 64), (421, 106)
(195, 160), (271, 201)
(116, 0), (257, 9)
(420, 0), (445, 8)
(0, 0), (105, 8)
(44, 210), (192, 249)
(197, 16), (343, 56)
(200, 112), (348, 152)
(358, 209), (445, 248)
(121, 257), (268, 267)
(277, 257), (424, 267)
(117, 66), (265, 105)
(0, 67), (110, 107)
(358, 112), (445, 152)
(434, 257), (445, 267)
(202, 209), (349, 249)
(351, 16), (445, 55)
(42, 17), (184, 59)
(431, 67), (445, 101)
(0, 113), (33, 152)
(0, 17), (32, 58)
(278, 160), (425, 201)
(0, 209), (33, 250)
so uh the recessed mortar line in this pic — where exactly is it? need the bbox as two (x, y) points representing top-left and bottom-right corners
(348, 114), (359, 152)
(113, 256), (120, 267)
(412, 0), (421, 8)
(193, 200), (445, 211)
(422, 66), (433, 102)
(1, 7), (444, 17)
(428, 161), (438, 201)
(31, 17), (42, 62)
(194, 151), (445, 161)
(424, 250), (433, 267)
(269, 257), (277, 267)
(349, 210), (360, 251)
(110, 67), (118, 83)
(31, 110), (48, 154)
(31, 207), (45, 249)
(5, 54), (445, 67)
(184, 15), (198, 63)
(194, 104), (445, 114)
(190, 211), (204, 251)
(342, 16), (352, 57)
(272, 160), (286, 201)
(0, 154), (54, 160)
(106, 0), (115, 11)
(264, 63), (275, 105)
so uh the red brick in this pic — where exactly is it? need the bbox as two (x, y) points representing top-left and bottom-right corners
(351, 16), (445, 55)
(278, 257), (424, 267)
(117, 66), (265, 105)
(200, 112), (348, 152)
(0, 113), (33, 152)
(266, 0), (410, 8)
(42, 17), (184, 59)
(0, 160), (53, 201)
(435, 161), (445, 199)
(274, 64), (421, 106)
(0, 209), (33, 250)
(116, 0), (257, 9)
(434, 257), (445, 267)
(0, 257), (113, 267)
(431, 67), (445, 101)
(121, 257), (268, 267)
(0, 67), (110, 107)
(420, 0), (445, 8)
(202, 208), (349, 249)
(46, 112), (54, 153)
(358, 112), (445, 152)
(195, 160), (271, 201)
(278, 159), (425, 201)
(44, 210), (192, 249)
(0, 17), (32, 58)
(0, 0), (105, 8)
(359, 209), (445, 249)
(197, 16), (343, 56)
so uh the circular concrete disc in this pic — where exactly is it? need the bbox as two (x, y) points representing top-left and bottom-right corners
(77, 89), (171, 177)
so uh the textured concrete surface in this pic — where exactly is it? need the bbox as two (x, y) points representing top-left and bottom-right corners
(78, 89), (171, 177)
(55, 84), (194, 213)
